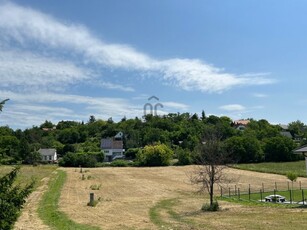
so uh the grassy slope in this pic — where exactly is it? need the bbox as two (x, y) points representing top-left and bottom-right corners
(232, 161), (306, 177)
(38, 169), (100, 230)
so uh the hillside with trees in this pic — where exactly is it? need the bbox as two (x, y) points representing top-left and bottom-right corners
(0, 110), (305, 166)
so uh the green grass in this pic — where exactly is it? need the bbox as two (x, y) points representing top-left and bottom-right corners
(231, 189), (306, 202)
(38, 169), (100, 230)
(149, 198), (198, 229)
(0, 165), (57, 188)
(232, 161), (306, 177)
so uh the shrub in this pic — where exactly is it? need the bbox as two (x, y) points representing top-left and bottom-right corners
(176, 148), (192, 165)
(59, 152), (97, 167)
(90, 184), (101, 190)
(110, 160), (129, 167)
(125, 148), (140, 159)
(201, 201), (219, 212)
(136, 143), (173, 166)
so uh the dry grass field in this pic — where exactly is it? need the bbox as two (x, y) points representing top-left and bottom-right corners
(58, 166), (307, 230)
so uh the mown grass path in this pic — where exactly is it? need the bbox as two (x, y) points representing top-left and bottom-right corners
(38, 169), (100, 230)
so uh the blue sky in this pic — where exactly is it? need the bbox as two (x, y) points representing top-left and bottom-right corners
(0, 0), (306, 129)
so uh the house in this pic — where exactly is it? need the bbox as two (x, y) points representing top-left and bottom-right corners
(38, 148), (57, 162)
(233, 119), (250, 131)
(101, 132), (125, 162)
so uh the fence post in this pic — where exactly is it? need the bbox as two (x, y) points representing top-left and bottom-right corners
(288, 181), (290, 191)
(221, 187), (223, 197)
(275, 182), (277, 191)
(238, 188), (240, 200)
(260, 189), (263, 202)
(229, 187), (231, 197)
(248, 184), (251, 201)
(235, 185), (237, 196)
(89, 193), (95, 206)
(300, 181), (302, 190)
(262, 183), (264, 193)
(302, 190), (305, 204)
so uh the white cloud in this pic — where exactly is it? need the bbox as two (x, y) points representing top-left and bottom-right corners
(163, 101), (189, 110)
(0, 48), (91, 89)
(219, 104), (246, 112)
(0, 1), (275, 93)
(253, 93), (268, 98)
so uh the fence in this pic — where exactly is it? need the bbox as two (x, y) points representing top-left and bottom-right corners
(220, 181), (307, 204)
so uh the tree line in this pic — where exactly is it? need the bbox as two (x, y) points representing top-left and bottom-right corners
(0, 110), (306, 166)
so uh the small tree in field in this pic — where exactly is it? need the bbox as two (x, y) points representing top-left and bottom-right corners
(190, 129), (231, 211)
(286, 172), (298, 191)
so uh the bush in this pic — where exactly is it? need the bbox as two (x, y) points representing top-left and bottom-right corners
(136, 143), (173, 166)
(201, 201), (219, 212)
(110, 160), (129, 167)
(125, 148), (140, 159)
(176, 148), (192, 165)
(58, 152), (97, 167)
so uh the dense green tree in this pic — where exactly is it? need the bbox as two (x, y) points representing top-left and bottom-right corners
(264, 136), (296, 162)
(137, 143), (173, 166)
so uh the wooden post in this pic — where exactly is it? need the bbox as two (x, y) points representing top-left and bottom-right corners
(300, 181), (302, 190)
(235, 185), (237, 196)
(302, 190), (305, 205)
(262, 183), (264, 193)
(260, 189), (263, 202)
(248, 184), (251, 201)
(221, 187), (223, 197)
(229, 187), (231, 197)
(90, 193), (94, 206)
(238, 188), (240, 200)
(275, 182), (277, 191)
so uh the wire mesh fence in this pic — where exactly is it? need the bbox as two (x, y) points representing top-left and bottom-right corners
(220, 180), (307, 205)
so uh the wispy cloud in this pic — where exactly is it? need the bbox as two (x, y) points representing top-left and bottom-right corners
(0, 1), (275, 93)
(0, 48), (91, 89)
(219, 104), (246, 112)
(253, 93), (268, 98)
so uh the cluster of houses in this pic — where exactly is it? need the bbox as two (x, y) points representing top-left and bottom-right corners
(38, 132), (125, 163)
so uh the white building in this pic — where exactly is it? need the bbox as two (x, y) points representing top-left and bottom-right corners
(38, 148), (57, 162)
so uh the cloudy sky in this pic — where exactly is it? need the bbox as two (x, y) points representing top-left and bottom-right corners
(1, 0), (307, 129)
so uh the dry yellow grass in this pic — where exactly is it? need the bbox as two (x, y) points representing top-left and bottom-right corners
(58, 166), (307, 230)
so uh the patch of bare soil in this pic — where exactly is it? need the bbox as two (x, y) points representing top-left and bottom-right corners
(14, 177), (51, 230)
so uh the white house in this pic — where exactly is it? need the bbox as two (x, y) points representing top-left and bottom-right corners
(38, 148), (57, 162)
(100, 132), (125, 162)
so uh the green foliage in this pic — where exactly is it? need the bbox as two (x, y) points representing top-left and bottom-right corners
(125, 148), (140, 159)
(286, 172), (298, 182)
(90, 184), (101, 190)
(264, 136), (296, 162)
(25, 151), (42, 165)
(59, 152), (97, 167)
(137, 143), (173, 166)
(110, 159), (130, 167)
(201, 201), (219, 212)
(0, 167), (35, 229)
(176, 148), (192, 165)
